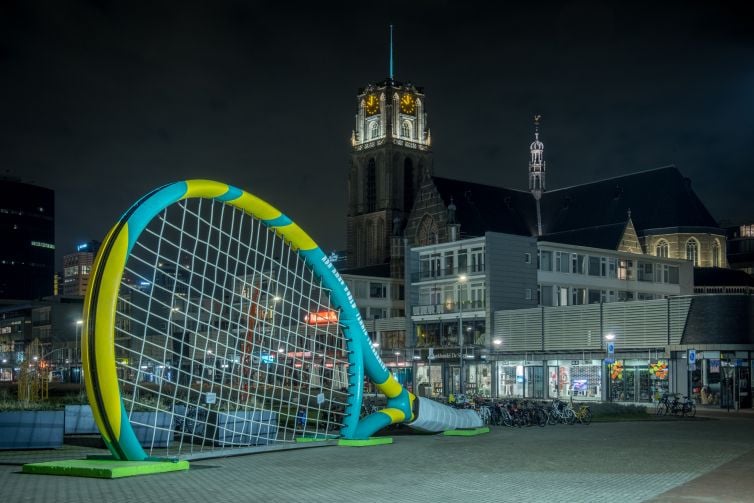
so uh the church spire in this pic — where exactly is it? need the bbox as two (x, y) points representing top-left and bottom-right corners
(529, 115), (546, 235)
(389, 25), (394, 80)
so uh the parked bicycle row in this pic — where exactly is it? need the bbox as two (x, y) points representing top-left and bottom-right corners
(655, 393), (696, 417)
(445, 395), (592, 427)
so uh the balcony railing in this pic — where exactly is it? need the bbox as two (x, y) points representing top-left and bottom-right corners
(411, 300), (486, 316)
(411, 264), (486, 283)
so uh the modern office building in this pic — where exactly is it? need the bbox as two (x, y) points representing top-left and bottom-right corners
(62, 240), (100, 297)
(0, 179), (55, 300)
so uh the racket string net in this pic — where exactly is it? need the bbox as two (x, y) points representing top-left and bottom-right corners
(115, 198), (349, 458)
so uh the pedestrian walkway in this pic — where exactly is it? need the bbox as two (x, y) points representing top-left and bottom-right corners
(1, 414), (753, 502)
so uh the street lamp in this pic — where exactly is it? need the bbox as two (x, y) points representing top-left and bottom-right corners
(458, 274), (468, 396)
(604, 333), (616, 402)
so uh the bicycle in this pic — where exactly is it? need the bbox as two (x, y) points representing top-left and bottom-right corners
(656, 393), (672, 416)
(570, 397), (592, 425)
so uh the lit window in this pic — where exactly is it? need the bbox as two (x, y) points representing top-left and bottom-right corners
(712, 240), (720, 267)
(401, 121), (411, 139)
(655, 240), (669, 258)
(686, 239), (699, 266)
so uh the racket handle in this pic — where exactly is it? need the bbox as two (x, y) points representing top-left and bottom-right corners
(408, 397), (483, 432)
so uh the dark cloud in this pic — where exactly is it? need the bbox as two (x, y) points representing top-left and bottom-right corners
(1, 0), (753, 265)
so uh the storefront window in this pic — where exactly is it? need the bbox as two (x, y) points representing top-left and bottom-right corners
(415, 364), (443, 397)
(497, 362), (524, 398)
(548, 360), (602, 401)
(466, 363), (492, 397)
(609, 360), (651, 402)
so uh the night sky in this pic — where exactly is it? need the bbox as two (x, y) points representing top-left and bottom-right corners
(2, 1), (753, 266)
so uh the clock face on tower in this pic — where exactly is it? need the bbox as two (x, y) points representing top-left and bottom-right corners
(400, 93), (416, 115)
(365, 95), (379, 116)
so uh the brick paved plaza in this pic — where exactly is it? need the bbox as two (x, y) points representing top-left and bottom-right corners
(1, 410), (753, 503)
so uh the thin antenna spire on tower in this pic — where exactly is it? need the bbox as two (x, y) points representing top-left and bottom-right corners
(389, 24), (394, 80)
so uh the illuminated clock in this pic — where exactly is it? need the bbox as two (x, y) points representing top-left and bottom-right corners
(400, 93), (416, 115)
(365, 95), (379, 116)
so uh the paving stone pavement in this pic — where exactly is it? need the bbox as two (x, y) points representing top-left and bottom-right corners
(1, 411), (753, 503)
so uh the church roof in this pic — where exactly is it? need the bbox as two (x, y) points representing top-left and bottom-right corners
(429, 166), (721, 247)
(540, 166), (720, 235)
(431, 177), (536, 237)
(539, 222), (629, 250)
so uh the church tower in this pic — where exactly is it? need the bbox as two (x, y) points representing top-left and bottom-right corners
(529, 115), (546, 235)
(346, 27), (433, 271)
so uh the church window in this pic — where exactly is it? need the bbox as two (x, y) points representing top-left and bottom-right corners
(416, 215), (439, 246)
(401, 121), (411, 139)
(686, 239), (699, 266)
(656, 240), (669, 258)
(369, 121), (380, 140)
(712, 240), (720, 267)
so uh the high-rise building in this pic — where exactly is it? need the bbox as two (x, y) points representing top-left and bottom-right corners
(62, 241), (100, 297)
(0, 179), (55, 301)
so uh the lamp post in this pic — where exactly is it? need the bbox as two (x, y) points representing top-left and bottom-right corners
(458, 274), (467, 396)
(75, 319), (83, 383)
(605, 333), (615, 402)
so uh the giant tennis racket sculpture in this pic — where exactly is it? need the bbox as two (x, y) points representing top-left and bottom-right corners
(83, 180), (480, 461)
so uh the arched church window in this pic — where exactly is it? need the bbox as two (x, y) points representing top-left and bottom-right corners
(712, 240), (720, 267)
(401, 121), (411, 139)
(656, 240), (669, 258)
(686, 238), (699, 266)
(370, 121), (380, 140)
(416, 214), (439, 246)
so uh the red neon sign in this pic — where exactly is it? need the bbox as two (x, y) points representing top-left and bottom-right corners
(305, 310), (338, 325)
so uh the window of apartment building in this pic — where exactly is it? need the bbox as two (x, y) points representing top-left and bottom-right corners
(588, 289), (602, 304)
(539, 250), (552, 271)
(571, 254), (585, 274)
(370, 308), (388, 319)
(420, 253), (442, 279)
(444, 251), (454, 275)
(557, 286), (568, 306)
(469, 282), (485, 309)
(608, 258), (617, 278)
(618, 259), (632, 280)
(457, 250), (468, 274)
(470, 247), (485, 273)
(369, 282), (387, 298)
(571, 287), (586, 305)
(384, 330), (405, 350)
(555, 252), (569, 273)
(588, 256), (601, 276)
(638, 262), (653, 282)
